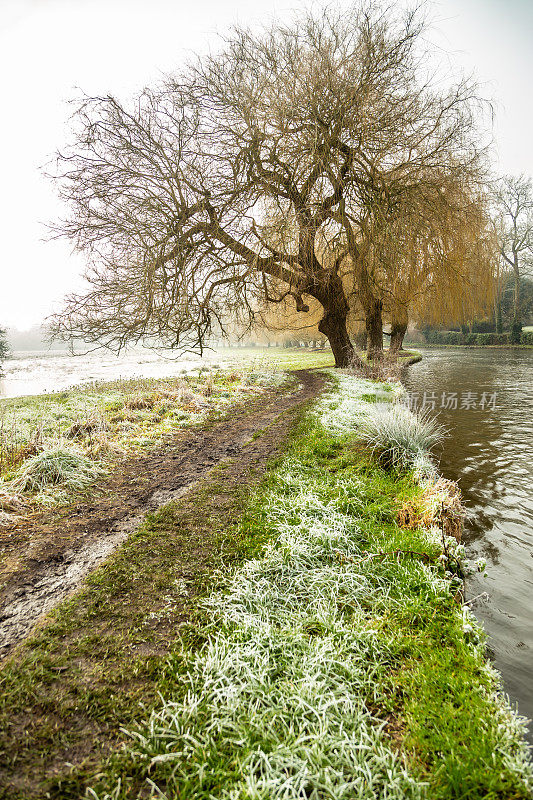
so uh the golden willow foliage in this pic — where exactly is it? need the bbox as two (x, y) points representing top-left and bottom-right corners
(256, 179), (496, 343)
(337, 179), (496, 333)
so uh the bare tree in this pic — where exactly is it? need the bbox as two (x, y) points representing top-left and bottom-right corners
(494, 174), (533, 339)
(49, 3), (490, 366)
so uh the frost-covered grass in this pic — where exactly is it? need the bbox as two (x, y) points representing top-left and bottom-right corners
(13, 445), (105, 496)
(0, 367), (294, 511)
(353, 404), (445, 472)
(0, 345), (330, 487)
(317, 371), (443, 475)
(316, 371), (399, 436)
(86, 373), (532, 800)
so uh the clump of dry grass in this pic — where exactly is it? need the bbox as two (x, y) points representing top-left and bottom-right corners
(66, 416), (107, 439)
(124, 393), (157, 410)
(175, 386), (209, 411)
(0, 416), (44, 475)
(85, 431), (126, 459)
(344, 355), (403, 382)
(201, 374), (214, 397)
(366, 358), (403, 382)
(397, 476), (464, 540)
(0, 484), (27, 513)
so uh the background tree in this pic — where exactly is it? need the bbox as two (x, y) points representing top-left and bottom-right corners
(50, 3), (489, 366)
(499, 273), (533, 328)
(0, 327), (9, 372)
(494, 174), (533, 341)
(385, 182), (496, 351)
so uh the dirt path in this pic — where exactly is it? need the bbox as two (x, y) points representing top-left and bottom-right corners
(0, 369), (325, 659)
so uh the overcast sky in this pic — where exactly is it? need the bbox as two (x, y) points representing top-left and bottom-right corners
(0, 0), (531, 330)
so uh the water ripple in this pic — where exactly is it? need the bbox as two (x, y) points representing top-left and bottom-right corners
(405, 346), (533, 738)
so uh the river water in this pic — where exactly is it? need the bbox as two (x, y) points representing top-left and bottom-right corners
(404, 347), (533, 737)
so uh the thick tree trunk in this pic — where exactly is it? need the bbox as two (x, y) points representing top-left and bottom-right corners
(314, 277), (365, 368)
(354, 257), (383, 360)
(389, 309), (408, 355)
(318, 307), (356, 367)
(365, 299), (384, 360)
(389, 321), (407, 354)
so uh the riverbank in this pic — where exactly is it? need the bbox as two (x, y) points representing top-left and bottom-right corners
(0, 367), (530, 798)
(0, 348), (417, 531)
(0, 355), (333, 525)
(402, 346), (533, 742)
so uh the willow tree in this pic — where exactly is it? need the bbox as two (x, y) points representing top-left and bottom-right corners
(50, 3), (488, 366)
(356, 178), (496, 352)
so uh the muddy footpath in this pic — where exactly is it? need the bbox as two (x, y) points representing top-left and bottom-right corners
(0, 369), (325, 659)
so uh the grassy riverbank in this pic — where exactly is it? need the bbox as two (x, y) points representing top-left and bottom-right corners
(1, 368), (530, 798)
(83, 372), (531, 800)
(0, 347), (418, 522)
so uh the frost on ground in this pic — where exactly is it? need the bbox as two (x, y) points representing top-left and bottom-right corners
(317, 371), (442, 478)
(0, 368), (293, 517)
(90, 466), (429, 800)
(88, 371), (532, 800)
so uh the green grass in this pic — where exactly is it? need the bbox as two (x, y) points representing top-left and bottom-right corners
(1, 370), (530, 799)
(81, 377), (531, 799)
(0, 348), (333, 483)
(0, 345), (335, 509)
(0, 459), (278, 799)
(0, 366), (295, 507)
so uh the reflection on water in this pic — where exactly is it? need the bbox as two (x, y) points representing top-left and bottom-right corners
(404, 347), (533, 737)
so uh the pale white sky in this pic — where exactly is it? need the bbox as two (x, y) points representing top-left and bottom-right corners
(0, 0), (531, 330)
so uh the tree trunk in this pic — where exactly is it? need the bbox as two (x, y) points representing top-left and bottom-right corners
(511, 260), (522, 343)
(496, 302), (503, 334)
(389, 308), (408, 355)
(354, 258), (383, 360)
(354, 330), (368, 350)
(389, 321), (407, 354)
(365, 299), (384, 360)
(318, 307), (357, 367)
(311, 272), (366, 369)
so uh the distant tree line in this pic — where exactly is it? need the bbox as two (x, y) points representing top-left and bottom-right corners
(415, 175), (533, 345)
(492, 175), (533, 339)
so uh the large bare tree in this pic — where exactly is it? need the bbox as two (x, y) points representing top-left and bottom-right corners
(49, 3), (489, 366)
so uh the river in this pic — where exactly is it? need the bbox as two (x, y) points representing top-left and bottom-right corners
(404, 346), (533, 738)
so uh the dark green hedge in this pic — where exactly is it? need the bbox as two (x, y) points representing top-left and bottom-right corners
(423, 330), (533, 346)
